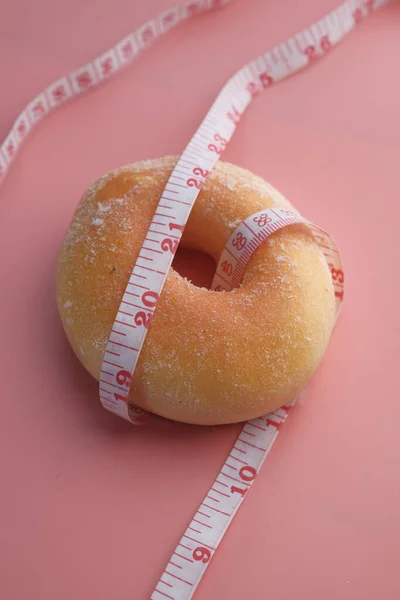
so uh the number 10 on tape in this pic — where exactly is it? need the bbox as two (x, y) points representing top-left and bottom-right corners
(152, 405), (292, 599)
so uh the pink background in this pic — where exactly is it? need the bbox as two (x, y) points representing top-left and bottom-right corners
(1, 0), (400, 598)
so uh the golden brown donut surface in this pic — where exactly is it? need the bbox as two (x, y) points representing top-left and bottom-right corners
(57, 156), (335, 425)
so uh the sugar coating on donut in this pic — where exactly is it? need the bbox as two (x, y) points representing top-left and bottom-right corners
(57, 157), (335, 425)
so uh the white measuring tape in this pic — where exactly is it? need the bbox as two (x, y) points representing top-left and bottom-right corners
(0, 0), (389, 598)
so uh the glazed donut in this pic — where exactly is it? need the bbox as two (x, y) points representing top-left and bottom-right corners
(57, 156), (335, 425)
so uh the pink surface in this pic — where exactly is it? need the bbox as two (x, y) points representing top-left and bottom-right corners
(1, 0), (400, 598)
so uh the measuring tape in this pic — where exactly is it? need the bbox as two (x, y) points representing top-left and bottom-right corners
(0, 0), (390, 598)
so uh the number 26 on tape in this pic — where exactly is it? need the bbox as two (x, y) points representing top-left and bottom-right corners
(231, 465), (257, 497)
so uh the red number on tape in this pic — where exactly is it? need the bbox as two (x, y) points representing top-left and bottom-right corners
(169, 222), (185, 233)
(140, 26), (154, 44)
(239, 466), (257, 482)
(134, 312), (152, 328)
(335, 290), (344, 301)
(193, 167), (210, 178)
(231, 485), (248, 497)
(208, 143), (224, 154)
(266, 418), (281, 430)
(193, 547), (211, 563)
(253, 213), (272, 227)
(221, 260), (233, 276)
(32, 101), (45, 117)
(259, 72), (273, 87)
(142, 290), (159, 307)
(227, 105), (241, 124)
(114, 392), (127, 403)
(186, 177), (202, 189)
(232, 232), (247, 250)
(121, 41), (133, 60)
(17, 121), (27, 136)
(161, 238), (179, 253)
(208, 133), (227, 154)
(101, 58), (113, 76)
(320, 34), (331, 52)
(6, 142), (15, 158)
(214, 133), (227, 144)
(52, 85), (67, 102)
(116, 370), (132, 387)
(330, 267), (344, 284)
(304, 45), (317, 60)
(76, 71), (92, 88)
(247, 81), (259, 97)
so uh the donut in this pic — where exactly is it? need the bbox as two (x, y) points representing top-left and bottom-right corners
(57, 156), (336, 425)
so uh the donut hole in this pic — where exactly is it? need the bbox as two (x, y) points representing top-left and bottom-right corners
(172, 246), (216, 289)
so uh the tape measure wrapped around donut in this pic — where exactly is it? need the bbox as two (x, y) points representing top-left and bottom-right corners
(57, 156), (337, 425)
